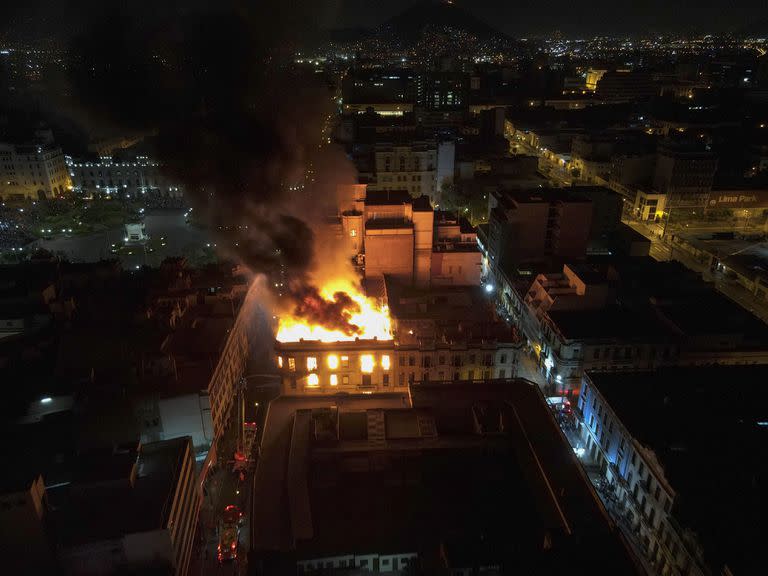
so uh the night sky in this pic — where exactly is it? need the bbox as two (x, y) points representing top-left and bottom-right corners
(1, 0), (766, 42)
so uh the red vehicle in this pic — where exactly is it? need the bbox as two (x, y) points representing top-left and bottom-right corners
(217, 505), (242, 563)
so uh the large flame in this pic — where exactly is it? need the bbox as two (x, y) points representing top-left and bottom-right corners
(276, 278), (392, 342)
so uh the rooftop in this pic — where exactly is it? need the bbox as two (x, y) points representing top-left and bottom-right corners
(547, 306), (668, 341)
(252, 381), (641, 574)
(49, 436), (192, 547)
(364, 189), (414, 206)
(586, 367), (768, 574)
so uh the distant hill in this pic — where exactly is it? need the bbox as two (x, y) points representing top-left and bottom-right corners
(379, 0), (511, 44)
(328, 1), (515, 51)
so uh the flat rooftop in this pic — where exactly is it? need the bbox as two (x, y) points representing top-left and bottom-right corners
(364, 189), (414, 206)
(547, 305), (669, 341)
(48, 437), (192, 547)
(587, 366), (768, 575)
(251, 381), (641, 574)
(499, 188), (592, 206)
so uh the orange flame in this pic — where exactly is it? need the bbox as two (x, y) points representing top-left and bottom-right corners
(276, 278), (392, 342)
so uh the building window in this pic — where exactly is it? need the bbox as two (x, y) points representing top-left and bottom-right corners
(307, 357), (318, 371)
(360, 355), (374, 373)
(439, 355), (445, 365)
(408, 355), (415, 366)
(382, 355), (391, 370)
(307, 374), (319, 387)
(500, 354), (507, 364)
(341, 355), (349, 368)
(342, 375), (350, 385)
(499, 369), (506, 378)
(330, 374), (338, 386)
(383, 374), (390, 385)
(400, 355), (406, 367)
(327, 354), (339, 369)
(468, 369), (475, 380)
(288, 358), (296, 372)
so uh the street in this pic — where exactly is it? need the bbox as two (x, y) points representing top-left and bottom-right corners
(190, 295), (282, 576)
(626, 219), (768, 324)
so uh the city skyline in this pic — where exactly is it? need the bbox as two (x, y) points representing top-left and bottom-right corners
(2, 0), (767, 44)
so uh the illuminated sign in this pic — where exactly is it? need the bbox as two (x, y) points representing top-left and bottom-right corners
(707, 191), (768, 208)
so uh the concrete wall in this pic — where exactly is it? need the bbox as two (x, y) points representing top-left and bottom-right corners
(431, 251), (482, 286)
(154, 394), (214, 457)
(365, 229), (414, 283)
(557, 201), (593, 260)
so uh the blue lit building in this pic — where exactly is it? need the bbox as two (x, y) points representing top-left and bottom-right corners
(577, 366), (768, 576)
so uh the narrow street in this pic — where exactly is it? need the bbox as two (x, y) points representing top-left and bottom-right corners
(190, 299), (282, 576)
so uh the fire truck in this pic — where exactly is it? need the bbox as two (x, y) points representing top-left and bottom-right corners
(217, 505), (242, 563)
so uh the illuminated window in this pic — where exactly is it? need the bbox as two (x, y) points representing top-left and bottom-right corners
(350, 229), (357, 237)
(327, 354), (339, 370)
(360, 354), (374, 373)
(330, 374), (338, 386)
(342, 375), (349, 385)
(307, 373), (319, 387)
(381, 355), (391, 370)
(307, 357), (318, 371)
(341, 355), (349, 368)
(277, 356), (283, 368)
(288, 357), (296, 372)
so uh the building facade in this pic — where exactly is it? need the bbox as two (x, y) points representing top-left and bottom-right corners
(0, 132), (71, 200)
(371, 141), (437, 199)
(487, 189), (593, 270)
(653, 145), (717, 209)
(67, 155), (183, 198)
(578, 373), (707, 576)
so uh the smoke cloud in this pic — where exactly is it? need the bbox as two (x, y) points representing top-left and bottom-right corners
(291, 286), (363, 336)
(68, 1), (352, 280)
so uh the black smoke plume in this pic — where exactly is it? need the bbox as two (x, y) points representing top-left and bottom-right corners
(68, 1), (345, 279)
(291, 285), (363, 336)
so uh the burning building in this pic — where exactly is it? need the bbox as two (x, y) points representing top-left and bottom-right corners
(274, 275), (521, 396)
(275, 278), (400, 395)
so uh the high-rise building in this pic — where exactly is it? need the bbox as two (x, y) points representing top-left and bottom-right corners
(653, 142), (717, 209)
(337, 186), (481, 289)
(487, 188), (593, 270)
(371, 140), (437, 199)
(416, 71), (468, 110)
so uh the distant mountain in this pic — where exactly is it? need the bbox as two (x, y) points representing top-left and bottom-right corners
(379, 0), (511, 44)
